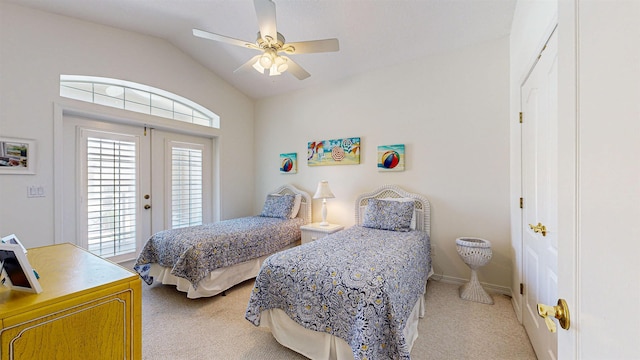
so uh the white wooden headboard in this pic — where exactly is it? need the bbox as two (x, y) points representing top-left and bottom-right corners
(354, 184), (431, 236)
(271, 184), (312, 224)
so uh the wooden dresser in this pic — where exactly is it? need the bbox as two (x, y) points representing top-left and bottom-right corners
(0, 243), (141, 360)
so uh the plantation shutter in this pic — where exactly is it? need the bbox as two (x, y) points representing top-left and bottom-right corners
(86, 137), (137, 257)
(171, 145), (203, 229)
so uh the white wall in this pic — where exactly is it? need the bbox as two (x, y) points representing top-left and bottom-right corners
(0, 3), (255, 248)
(559, 0), (640, 356)
(0, 2), (514, 291)
(254, 38), (512, 290)
(509, 0), (558, 319)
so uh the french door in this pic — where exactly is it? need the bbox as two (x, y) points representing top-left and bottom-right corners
(62, 116), (213, 263)
(79, 126), (151, 262)
(150, 129), (213, 233)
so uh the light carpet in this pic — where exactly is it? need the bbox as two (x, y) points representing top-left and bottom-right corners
(139, 278), (536, 359)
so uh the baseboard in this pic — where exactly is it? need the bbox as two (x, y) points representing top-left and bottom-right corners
(511, 295), (523, 323)
(119, 259), (136, 270)
(429, 273), (513, 297)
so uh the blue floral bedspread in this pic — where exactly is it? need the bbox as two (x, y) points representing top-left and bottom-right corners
(134, 216), (303, 288)
(245, 226), (431, 360)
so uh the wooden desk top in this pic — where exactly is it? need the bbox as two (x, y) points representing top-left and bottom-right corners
(0, 243), (138, 319)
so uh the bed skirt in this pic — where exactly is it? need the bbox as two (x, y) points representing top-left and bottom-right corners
(258, 292), (426, 360)
(148, 242), (298, 299)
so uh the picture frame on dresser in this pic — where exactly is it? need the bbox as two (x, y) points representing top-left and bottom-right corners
(1, 233), (27, 254)
(0, 243), (42, 293)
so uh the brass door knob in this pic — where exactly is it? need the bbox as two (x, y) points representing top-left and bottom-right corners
(528, 222), (547, 236)
(537, 299), (570, 332)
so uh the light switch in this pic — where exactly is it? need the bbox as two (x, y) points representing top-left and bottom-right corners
(27, 186), (45, 198)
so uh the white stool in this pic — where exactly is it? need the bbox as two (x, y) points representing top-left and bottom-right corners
(455, 237), (493, 304)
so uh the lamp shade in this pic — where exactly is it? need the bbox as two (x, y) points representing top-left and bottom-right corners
(313, 180), (335, 199)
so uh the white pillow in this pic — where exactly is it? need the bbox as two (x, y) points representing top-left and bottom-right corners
(380, 198), (417, 230)
(290, 194), (302, 218)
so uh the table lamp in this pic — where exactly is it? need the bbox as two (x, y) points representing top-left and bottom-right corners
(313, 180), (335, 226)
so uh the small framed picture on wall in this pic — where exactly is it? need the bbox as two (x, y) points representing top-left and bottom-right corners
(377, 144), (405, 172)
(0, 137), (36, 175)
(280, 153), (297, 174)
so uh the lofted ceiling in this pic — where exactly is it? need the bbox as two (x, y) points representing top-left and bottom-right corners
(3, 0), (517, 99)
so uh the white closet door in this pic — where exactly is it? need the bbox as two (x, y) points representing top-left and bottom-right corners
(521, 29), (559, 360)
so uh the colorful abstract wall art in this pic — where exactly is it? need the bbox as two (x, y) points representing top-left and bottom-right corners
(280, 153), (297, 174)
(307, 137), (360, 166)
(377, 144), (405, 172)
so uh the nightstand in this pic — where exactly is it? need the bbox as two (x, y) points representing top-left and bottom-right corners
(300, 223), (344, 244)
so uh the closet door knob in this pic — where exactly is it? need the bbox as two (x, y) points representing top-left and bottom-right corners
(528, 222), (547, 236)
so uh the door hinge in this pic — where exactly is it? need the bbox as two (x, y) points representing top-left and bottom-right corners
(519, 112), (523, 123)
(520, 283), (524, 295)
(519, 197), (523, 209)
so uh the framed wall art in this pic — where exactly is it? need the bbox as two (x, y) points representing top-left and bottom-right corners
(280, 153), (297, 174)
(0, 137), (36, 174)
(308, 137), (360, 166)
(377, 144), (405, 172)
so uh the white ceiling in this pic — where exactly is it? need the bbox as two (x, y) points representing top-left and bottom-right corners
(4, 0), (517, 99)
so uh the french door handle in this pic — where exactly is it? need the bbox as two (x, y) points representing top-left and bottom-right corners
(144, 204), (151, 210)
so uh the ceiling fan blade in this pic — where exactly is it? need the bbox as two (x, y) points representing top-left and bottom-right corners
(254, 0), (277, 42)
(234, 55), (264, 74)
(285, 57), (311, 80)
(281, 38), (340, 54)
(193, 28), (259, 50)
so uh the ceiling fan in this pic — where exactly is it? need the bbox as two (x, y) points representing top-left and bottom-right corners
(193, 0), (339, 80)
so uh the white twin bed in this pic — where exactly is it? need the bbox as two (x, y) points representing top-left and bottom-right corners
(134, 184), (311, 299)
(245, 185), (432, 359)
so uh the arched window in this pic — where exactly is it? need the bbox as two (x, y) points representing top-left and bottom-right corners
(60, 75), (220, 128)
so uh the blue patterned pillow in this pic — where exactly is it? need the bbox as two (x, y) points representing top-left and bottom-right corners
(362, 198), (415, 232)
(260, 194), (295, 219)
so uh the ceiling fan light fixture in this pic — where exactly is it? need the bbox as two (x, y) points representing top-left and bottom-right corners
(259, 54), (272, 68)
(275, 56), (288, 73)
(252, 60), (266, 74)
(269, 66), (281, 76)
(259, 48), (276, 68)
(194, 0), (339, 81)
